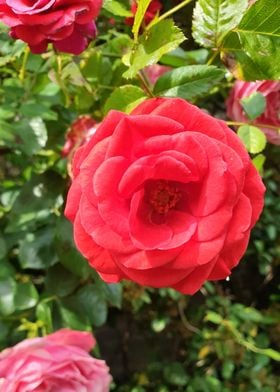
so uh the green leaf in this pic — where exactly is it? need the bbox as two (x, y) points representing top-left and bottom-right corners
(237, 125), (267, 154)
(104, 85), (147, 114)
(75, 285), (108, 327)
(192, 0), (248, 48)
(221, 0), (280, 80)
(160, 48), (208, 67)
(0, 321), (9, 344)
(205, 311), (223, 324)
(252, 153), (266, 173)
(36, 301), (53, 333)
(59, 302), (91, 330)
(0, 120), (17, 146)
(154, 65), (225, 100)
(14, 282), (39, 310)
(18, 227), (58, 269)
(0, 260), (15, 279)
(222, 360), (235, 380)
(132, 0), (152, 40)
(0, 235), (7, 260)
(6, 173), (63, 232)
(103, 0), (132, 16)
(104, 283), (122, 308)
(61, 63), (88, 87)
(45, 264), (80, 297)
(123, 19), (185, 79)
(20, 102), (56, 121)
(55, 217), (92, 279)
(241, 92), (266, 120)
(29, 117), (48, 147)
(163, 362), (189, 386)
(13, 117), (48, 156)
(0, 277), (16, 316)
(82, 52), (113, 85)
(151, 317), (168, 332)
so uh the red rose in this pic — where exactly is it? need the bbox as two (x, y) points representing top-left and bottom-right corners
(65, 98), (265, 294)
(126, 0), (162, 26)
(0, 0), (102, 54)
(227, 80), (280, 145)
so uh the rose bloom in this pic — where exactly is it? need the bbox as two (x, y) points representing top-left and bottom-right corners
(0, 329), (112, 391)
(227, 80), (280, 145)
(126, 0), (162, 26)
(0, 0), (102, 54)
(65, 97), (265, 294)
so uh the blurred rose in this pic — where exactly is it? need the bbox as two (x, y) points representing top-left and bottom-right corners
(0, 0), (102, 54)
(126, 0), (162, 26)
(227, 80), (280, 145)
(0, 329), (112, 391)
(65, 97), (265, 295)
(62, 115), (98, 158)
(63, 115), (98, 178)
(144, 64), (171, 85)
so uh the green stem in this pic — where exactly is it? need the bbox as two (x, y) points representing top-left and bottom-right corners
(226, 121), (280, 132)
(224, 321), (280, 361)
(55, 54), (71, 107)
(138, 70), (155, 98)
(19, 46), (30, 82)
(147, 0), (194, 30)
(207, 50), (219, 65)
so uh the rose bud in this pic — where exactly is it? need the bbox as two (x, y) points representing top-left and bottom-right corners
(0, 329), (112, 391)
(65, 97), (265, 295)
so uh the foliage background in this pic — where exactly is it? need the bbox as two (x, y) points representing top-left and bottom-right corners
(0, 0), (279, 390)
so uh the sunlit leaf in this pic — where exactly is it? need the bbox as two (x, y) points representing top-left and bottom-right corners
(154, 65), (225, 100)
(237, 125), (266, 154)
(193, 0), (248, 48)
(123, 19), (185, 79)
(221, 0), (280, 80)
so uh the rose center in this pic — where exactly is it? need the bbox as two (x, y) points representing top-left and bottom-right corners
(148, 180), (181, 214)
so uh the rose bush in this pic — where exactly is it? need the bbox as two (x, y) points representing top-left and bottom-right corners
(0, 329), (112, 391)
(65, 97), (265, 294)
(0, 0), (102, 54)
(227, 80), (280, 145)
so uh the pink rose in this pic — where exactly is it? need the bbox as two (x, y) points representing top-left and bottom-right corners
(0, 0), (102, 54)
(144, 64), (172, 86)
(227, 80), (280, 145)
(65, 97), (265, 295)
(0, 329), (112, 391)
